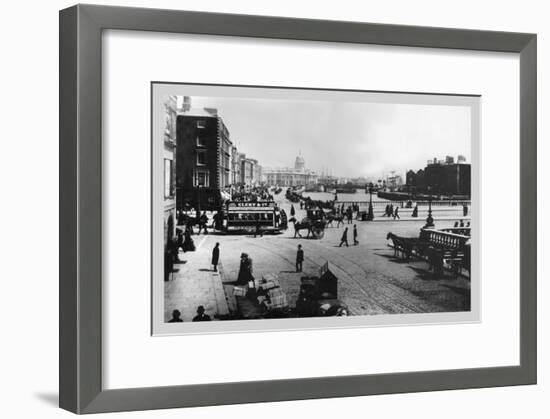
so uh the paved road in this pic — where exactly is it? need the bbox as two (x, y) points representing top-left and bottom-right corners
(165, 193), (471, 321)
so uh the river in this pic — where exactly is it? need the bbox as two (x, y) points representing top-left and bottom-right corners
(302, 190), (390, 203)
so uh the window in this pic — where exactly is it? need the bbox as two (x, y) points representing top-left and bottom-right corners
(196, 120), (206, 129)
(196, 135), (206, 147)
(194, 170), (209, 187)
(197, 151), (207, 166)
(164, 159), (174, 198)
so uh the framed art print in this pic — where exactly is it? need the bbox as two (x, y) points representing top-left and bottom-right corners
(60, 4), (537, 414)
(150, 83), (481, 336)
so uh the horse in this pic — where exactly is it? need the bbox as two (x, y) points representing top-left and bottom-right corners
(386, 232), (414, 260)
(289, 217), (312, 238)
(326, 213), (345, 228)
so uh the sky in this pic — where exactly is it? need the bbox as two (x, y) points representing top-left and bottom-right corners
(183, 95), (472, 180)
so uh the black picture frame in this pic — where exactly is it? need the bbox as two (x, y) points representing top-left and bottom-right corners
(59, 4), (537, 414)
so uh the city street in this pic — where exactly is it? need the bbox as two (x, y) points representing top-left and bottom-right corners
(165, 193), (471, 322)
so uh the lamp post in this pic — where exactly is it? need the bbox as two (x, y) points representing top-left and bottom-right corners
(366, 182), (374, 221)
(424, 185), (435, 228)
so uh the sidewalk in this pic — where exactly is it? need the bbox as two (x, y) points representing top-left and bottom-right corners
(164, 234), (229, 322)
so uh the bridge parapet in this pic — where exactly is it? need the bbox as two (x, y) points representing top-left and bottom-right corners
(420, 228), (470, 250)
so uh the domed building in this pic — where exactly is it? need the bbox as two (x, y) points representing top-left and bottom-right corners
(294, 154), (306, 172)
(263, 153), (318, 187)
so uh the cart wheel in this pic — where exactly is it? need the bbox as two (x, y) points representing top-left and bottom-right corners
(312, 226), (324, 239)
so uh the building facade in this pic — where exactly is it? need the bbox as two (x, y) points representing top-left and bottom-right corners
(240, 155), (254, 186)
(231, 145), (241, 186)
(163, 95), (177, 248)
(406, 156), (471, 197)
(175, 107), (233, 211)
(253, 160), (262, 186)
(263, 155), (318, 187)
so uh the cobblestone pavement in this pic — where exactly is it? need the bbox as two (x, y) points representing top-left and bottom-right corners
(164, 194), (471, 321)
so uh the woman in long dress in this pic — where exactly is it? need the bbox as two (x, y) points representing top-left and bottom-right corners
(237, 253), (253, 285)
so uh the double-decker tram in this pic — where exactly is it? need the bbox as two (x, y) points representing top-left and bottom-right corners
(223, 201), (286, 233)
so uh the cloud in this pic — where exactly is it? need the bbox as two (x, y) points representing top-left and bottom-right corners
(187, 95), (472, 179)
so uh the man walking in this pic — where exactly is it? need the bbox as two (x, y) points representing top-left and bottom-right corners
(211, 242), (220, 272)
(393, 207), (400, 220)
(296, 244), (304, 272)
(353, 224), (359, 245)
(339, 227), (349, 247)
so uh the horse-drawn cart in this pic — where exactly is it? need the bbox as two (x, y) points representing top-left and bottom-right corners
(291, 208), (327, 239)
(386, 228), (471, 278)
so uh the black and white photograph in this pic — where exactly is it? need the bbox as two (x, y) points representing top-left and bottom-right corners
(153, 83), (479, 333)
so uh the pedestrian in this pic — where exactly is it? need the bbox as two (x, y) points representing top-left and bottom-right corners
(384, 204), (389, 217)
(212, 211), (219, 230)
(463, 204), (469, 216)
(164, 247), (173, 281)
(199, 211), (209, 234)
(192, 305), (211, 322)
(295, 244), (304, 272)
(237, 253), (253, 285)
(185, 219), (194, 236)
(411, 205), (418, 218)
(211, 242), (220, 272)
(183, 228), (195, 252)
(459, 219), (464, 227)
(168, 309), (183, 322)
(176, 230), (184, 251)
(353, 224), (358, 245)
(393, 207), (400, 220)
(290, 204), (295, 217)
(339, 227), (349, 247)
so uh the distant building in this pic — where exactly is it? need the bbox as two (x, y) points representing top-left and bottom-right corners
(231, 145), (241, 186)
(406, 155), (470, 197)
(406, 169), (425, 192)
(253, 161), (263, 186)
(163, 95), (177, 248)
(240, 154), (254, 186)
(175, 107), (232, 211)
(263, 154), (318, 187)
